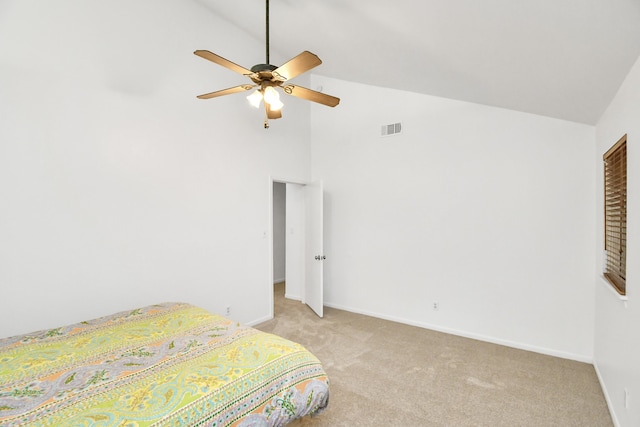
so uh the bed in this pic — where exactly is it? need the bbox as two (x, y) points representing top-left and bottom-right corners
(0, 302), (329, 426)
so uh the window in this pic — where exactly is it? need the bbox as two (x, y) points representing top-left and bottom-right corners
(603, 134), (627, 295)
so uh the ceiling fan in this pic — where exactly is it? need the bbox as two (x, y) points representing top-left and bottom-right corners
(194, 0), (340, 128)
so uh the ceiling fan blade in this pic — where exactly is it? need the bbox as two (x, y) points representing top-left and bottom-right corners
(266, 103), (283, 119)
(194, 50), (253, 76)
(196, 84), (256, 100)
(272, 51), (322, 81)
(282, 84), (340, 107)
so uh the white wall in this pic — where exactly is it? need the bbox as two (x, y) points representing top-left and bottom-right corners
(594, 55), (640, 427)
(310, 75), (596, 361)
(0, 0), (312, 337)
(273, 182), (286, 283)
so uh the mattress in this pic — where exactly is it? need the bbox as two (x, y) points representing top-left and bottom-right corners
(0, 302), (329, 426)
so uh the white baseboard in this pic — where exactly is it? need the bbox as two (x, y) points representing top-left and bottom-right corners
(593, 359), (621, 427)
(323, 301), (593, 364)
(247, 314), (272, 327)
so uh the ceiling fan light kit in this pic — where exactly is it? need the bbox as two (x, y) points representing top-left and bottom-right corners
(194, 0), (340, 128)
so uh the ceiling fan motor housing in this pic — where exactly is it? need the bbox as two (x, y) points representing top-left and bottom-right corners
(250, 64), (277, 72)
(250, 64), (281, 84)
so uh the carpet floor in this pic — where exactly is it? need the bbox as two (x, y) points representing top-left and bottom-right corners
(255, 283), (612, 426)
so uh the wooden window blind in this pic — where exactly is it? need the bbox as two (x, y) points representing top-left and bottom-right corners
(603, 134), (627, 295)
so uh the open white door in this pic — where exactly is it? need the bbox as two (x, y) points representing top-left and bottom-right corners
(304, 181), (324, 317)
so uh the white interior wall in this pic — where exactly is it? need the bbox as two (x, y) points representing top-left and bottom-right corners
(310, 75), (596, 361)
(594, 55), (640, 427)
(0, 0), (312, 337)
(273, 182), (286, 283)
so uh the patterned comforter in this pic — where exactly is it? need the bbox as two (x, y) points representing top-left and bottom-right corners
(0, 302), (329, 426)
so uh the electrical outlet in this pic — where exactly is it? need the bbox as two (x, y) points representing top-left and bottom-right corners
(226, 306), (231, 316)
(433, 302), (439, 311)
(624, 388), (629, 409)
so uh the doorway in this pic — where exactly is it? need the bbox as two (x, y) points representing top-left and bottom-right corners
(271, 181), (306, 317)
(273, 181), (286, 293)
(269, 178), (323, 320)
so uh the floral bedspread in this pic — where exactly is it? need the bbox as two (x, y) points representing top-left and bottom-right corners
(0, 302), (329, 426)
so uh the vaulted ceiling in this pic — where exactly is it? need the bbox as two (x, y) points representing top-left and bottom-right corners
(197, 0), (640, 125)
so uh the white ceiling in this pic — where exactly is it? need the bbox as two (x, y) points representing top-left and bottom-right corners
(197, 0), (640, 125)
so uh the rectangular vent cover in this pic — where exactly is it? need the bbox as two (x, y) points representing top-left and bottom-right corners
(381, 122), (402, 136)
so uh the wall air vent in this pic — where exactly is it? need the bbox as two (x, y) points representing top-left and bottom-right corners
(381, 122), (402, 137)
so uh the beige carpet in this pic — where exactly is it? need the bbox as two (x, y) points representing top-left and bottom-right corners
(255, 282), (612, 426)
